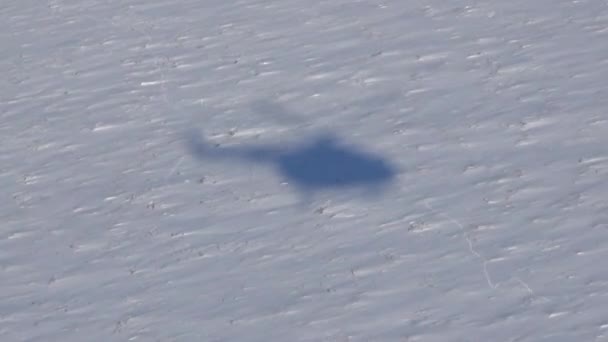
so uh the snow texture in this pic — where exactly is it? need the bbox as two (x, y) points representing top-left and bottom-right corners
(3, 0), (608, 341)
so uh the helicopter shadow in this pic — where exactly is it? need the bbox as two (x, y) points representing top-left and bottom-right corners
(186, 104), (397, 203)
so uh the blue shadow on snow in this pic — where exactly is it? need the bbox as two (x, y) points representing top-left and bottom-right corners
(186, 131), (396, 198)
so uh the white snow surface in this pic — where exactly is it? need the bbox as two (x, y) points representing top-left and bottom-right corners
(3, 0), (608, 341)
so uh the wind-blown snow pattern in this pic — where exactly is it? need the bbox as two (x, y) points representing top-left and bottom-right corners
(3, 0), (608, 341)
